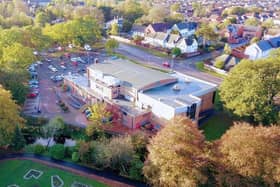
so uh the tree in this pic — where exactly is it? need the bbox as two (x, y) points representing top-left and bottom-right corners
(171, 47), (182, 57)
(143, 117), (209, 187)
(250, 36), (260, 44)
(196, 23), (219, 48)
(218, 123), (280, 185)
(262, 18), (274, 29)
(214, 60), (225, 69)
(105, 39), (119, 54)
(192, 2), (207, 18)
(50, 144), (65, 160)
(220, 57), (280, 124)
(42, 116), (65, 149)
(109, 23), (119, 35)
(223, 43), (232, 54)
(245, 17), (260, 26)
(34, 12), (50, 27)
(147, 5), (169, 23)
(170, 3), (180, 13)
(0, 85), (24, 147)
(11, 125), (25, 151)
(85, 103), (112, 137)
(1, 43), (35, 71)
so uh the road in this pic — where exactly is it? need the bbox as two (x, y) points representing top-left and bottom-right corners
(116, 43), (223, 85)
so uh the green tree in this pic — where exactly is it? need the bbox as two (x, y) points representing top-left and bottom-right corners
(143, 117), (209, 187)
(105, 39), (119, 54)
(192, 2), (207, 17)
(223, 43), (232, 54)
(170, 3), (180, 13)
(11, 125), (26, 151)
(50, 144), (65, 160)
(171, 47), (182, 57)
(220, 58), (280, 124)
(109, 23), (119, 35)
(262, 18), (274, 29)
(218, 123), (280, 185)
(245, 17), (260, 26)
(34, 12), (50, 27)
(214, 60), (225, 69)
(1, 43), (35, 71)
(42, 116), (65, 149)
(0, 85), (24, 147)
(196, 23), (219, 48)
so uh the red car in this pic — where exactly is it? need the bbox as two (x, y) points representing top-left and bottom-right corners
(162, 62), (170, 68)
(27, 93), (37, 98)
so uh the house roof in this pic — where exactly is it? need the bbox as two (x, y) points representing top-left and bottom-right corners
(256, 40), (273, 51)
(88, 59), (177, 91)
(269, 36), (280, 48)
(131, 25), (145, 33)
(154, 32), (167, 41)
(150, 23), (172, 32)
(166, 34), (180, 44)
(175, 22), (197, 30)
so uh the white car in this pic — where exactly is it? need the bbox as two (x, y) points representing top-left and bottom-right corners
(60, 65), (66, 70)
(48, 65), (53, 69)
(84, 44), (92, 51)
(36, 61), (43, 65)
(71, 57), (86, 64)
(51, 67), (58, 72)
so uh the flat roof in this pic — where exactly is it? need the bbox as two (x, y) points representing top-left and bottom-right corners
(88, 59), (177, 91)
(143, 72), (217, 108)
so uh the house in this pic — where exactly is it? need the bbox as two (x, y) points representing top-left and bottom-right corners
(131, 25), (146, 38)
(145, 23), (173, 34)
(226, 24), (263, 44)
(244, 40), (273, 60)
(64, 59), (217, 129)
(105, 17), (123, 30)
(244, 36), (280, 60)
(168, 22), (198, 38)
(144, 32), (168, 47)
(176, 37), (198, 54)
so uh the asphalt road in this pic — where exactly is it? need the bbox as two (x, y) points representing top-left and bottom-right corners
(116, 43), (223, 85)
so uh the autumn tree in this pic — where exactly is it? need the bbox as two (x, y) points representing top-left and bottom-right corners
(0, 85), (24, 147)
(109, 23), (119, 35)
(196, 23), (219, 48)
(85, 103), (112, 137)
(218, 123), (280, 185)
(143, 117), (209, 187)
(220, 57), (280, 124)
(245, 17), (260, 26)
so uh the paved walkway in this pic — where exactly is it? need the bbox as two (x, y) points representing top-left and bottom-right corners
(0, 153), (148, 187)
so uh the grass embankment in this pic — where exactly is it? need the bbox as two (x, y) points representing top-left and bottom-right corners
(0, 159), (107, 187)
(196, 61), (226, 79)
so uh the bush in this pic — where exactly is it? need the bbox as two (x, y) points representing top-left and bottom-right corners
(34, 144), (45, 154)
(50, 144), (65, 160)
(65, 146), (76, 158)
(24, 144), (35, 153)
(91, 140), (111, 169)
(196, 61), (205, 71)
(214, 60), (225, 69)
(129, 155), (144, 181)
(71, 152), (80, 162)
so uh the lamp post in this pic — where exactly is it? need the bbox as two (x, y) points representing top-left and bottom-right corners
(171, 54), (176, 70)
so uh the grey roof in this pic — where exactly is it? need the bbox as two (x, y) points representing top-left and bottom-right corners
(175, 22), (197, 30)
(88, 59), (177, 91)
(256, 40), (272, 51)
(150, 23), (173, 32)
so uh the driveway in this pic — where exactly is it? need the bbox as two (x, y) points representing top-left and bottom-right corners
(116, 43), (223, 85)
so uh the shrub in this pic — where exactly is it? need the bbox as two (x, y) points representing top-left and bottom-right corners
(78, 141), (91, 163)
(129, 155), (144, 181)
(196, 61), (205, 71)
(24, 144), (35, 153)
(65, 146), (76, 158)
(91, 140), (111, 169)
(50, 144), (65, 160)
(71, 152), (80, 162)
(34, 144), (45, 154)
(215, 60), (225, 69)
(108, 136), (135, 174)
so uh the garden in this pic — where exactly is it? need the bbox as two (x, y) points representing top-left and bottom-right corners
(0, 159), (106, 187)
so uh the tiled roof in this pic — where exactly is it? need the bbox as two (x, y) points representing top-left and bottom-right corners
(269, 36), (280, 48)
(256, 40), (273, 51)
(150, 23), (173, 32)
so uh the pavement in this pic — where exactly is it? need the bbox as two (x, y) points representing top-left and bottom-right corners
(116, 42), (223, 85)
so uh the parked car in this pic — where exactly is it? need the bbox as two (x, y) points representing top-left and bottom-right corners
(27, 93), (37, 98)
(29, 80), (39, 85)
(60, 65), (66, 70)
(84, 44), (92, 51)
(45, 58), (52, 62)
(78, 68), (86, 73)
(162, 62), (170, 68)
(71, 57), (86, 64)
(29, 84), (39, 89)
(36, 61), (43, 65)
(51, 67), (58, 72)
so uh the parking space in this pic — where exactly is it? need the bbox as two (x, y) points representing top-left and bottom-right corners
(22, 48), (106, 127)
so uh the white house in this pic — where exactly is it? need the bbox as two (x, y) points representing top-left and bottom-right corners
(244, 40), (273, 60)
(169, 22), (198, 38)
(176, 37), (198, 54)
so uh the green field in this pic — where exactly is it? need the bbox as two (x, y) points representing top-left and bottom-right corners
(0, 159), (108, 187)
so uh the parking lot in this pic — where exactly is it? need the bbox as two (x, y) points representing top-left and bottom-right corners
(23, 48), (107, 127)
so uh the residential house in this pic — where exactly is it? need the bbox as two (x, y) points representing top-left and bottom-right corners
(244, 36), (280, 60)
(145, 23), (173, 34)
(131, 25), (146, 38)
(105, 17), (123, 30)
(168, 22), (198, 38)
(176, 37), (198, 54)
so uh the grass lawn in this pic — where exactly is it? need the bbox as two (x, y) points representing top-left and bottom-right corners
(200, 112), (234, 141)
(195, 62), (226, 79)
(0, 159), (108, 187)
(126, 43), (169, 58)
